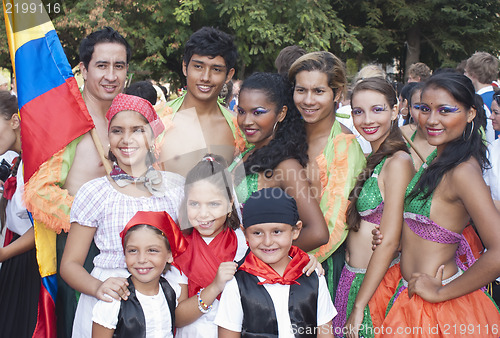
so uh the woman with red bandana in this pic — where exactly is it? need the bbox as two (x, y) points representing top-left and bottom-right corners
(60, 94), (185, 338)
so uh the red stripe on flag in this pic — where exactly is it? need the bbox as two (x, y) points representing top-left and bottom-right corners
(20, 77), (94, 181)
(33, 282), (56, 338)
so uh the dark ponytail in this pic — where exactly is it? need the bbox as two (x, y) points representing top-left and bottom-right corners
(179, 154), (240, 235)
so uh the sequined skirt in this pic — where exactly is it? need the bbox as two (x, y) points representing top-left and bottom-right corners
(333, 258), (401, 337)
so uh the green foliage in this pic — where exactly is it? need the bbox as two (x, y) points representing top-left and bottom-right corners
(217, 0), (362, 76)
(336, 0), (500, 79)
(0, 13), (9, 72)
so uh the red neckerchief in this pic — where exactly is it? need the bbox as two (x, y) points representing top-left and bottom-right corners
(239, 246), (310, 285)
(3, 176), (16, 200)
(174, 227), (238, 298)
(2, 157), (19, 200)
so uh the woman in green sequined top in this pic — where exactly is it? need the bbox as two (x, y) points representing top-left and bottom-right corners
(401, 73), (500, 303)
(373, 73), (500, 335)
(231, 72), (328, 252)
(342, 78), (414, 337)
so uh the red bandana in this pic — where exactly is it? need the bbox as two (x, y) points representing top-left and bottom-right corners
(119, 211), (188, 258)
(106, 93), (165, 137)
(239, 246), (310, 285)
(174, 228), (238, 298)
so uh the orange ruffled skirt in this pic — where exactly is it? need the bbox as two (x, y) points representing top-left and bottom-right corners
(379, 287), (500, 337)
(368, 262), (402, 329)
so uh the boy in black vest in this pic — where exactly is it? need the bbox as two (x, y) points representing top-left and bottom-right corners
(215, 188), (336, 337)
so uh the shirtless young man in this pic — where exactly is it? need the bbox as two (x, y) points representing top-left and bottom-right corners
(159, 27), (244, 176)
(24, 27), (130, 337)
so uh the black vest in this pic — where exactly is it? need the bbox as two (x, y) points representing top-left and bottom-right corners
(235, 270), (319, 338)
(114, 276), (176, 338)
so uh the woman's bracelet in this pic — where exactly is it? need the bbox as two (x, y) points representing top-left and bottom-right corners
(197, 288), (213, 314)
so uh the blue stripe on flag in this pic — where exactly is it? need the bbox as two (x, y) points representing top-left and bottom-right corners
(42, 274), (58, 301)
(15, 30), (74, 109)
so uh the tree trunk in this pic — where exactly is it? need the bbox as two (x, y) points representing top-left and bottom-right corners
(405, 26), (421, 81)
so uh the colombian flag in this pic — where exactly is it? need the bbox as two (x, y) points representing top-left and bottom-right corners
(4, 0), (94, 181)
(3, 1), (95, 337)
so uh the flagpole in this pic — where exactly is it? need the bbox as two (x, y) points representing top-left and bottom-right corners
(90, 128), (113, 174)
(401, 132), (425, 164)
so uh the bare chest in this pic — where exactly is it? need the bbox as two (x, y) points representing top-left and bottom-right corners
(63, 134), (107, 196)
(159, 109), (235, 175)
(198, 115), (235, 149)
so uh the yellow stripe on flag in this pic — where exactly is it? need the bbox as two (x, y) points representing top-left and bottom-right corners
(34, 219), (57, 277)
(3, 0), (54, 73)
(12, 21), (54, 51)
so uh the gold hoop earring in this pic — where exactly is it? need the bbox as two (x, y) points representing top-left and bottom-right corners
(272, 121), (279, 134)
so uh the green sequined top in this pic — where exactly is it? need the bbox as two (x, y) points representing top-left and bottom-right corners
(411, 130), (417, 142)
(356, 157), (387, 213)
(228, 146), (259, 205)
(405, 130), (417, 150)
(235, 173), (258, 205)
(404, 149), (438, 217)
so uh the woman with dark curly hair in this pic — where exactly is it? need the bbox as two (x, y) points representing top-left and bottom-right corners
(230, 72), (328, 251)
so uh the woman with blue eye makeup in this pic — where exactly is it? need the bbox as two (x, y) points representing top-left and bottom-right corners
(229, 72), (329, 252)
(378, 73), (500, 336)
(332, 78), (415, 337)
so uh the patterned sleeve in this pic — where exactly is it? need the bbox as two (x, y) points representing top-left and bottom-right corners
(92, 297), (121, 330)
(70, 177), (108, 228)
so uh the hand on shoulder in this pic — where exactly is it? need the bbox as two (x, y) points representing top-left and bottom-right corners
(96, 277), (130, 302)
